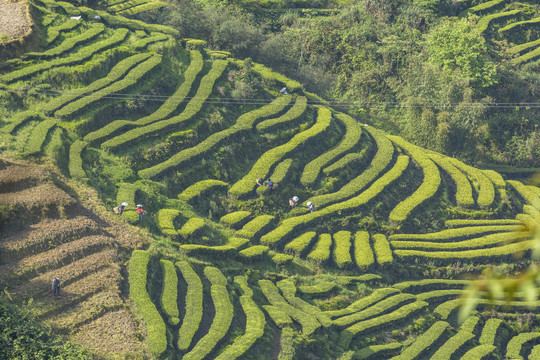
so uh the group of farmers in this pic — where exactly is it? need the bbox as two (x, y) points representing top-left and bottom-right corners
(256, 178), (315, 212)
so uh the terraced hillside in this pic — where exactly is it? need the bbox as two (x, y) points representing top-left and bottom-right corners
(0, 0), (539, 359)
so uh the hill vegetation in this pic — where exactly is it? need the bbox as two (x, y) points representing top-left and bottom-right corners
(0, 0), (538, 359)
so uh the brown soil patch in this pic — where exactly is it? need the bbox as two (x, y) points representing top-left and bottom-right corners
(0, 1), (31, 42)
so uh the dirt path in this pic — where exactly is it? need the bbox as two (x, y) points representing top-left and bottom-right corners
(0, 1), (31, 42)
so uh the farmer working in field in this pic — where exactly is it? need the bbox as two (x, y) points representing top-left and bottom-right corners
(136, 204), (144, 222)
(307, 201), (315, 212)
(116, 202), (128, 215)
(289, 196), (299, 207)
(52, 277), (61, 299)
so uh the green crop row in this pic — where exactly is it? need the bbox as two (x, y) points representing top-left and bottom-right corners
(255, 96), (307, 132)
(506, 332), (540, 360)
(277, 279), (332, 327)
(78, 7), (179, 36)
(428, 153), (474, 208)
(116, 182), (139, 222)
(179, 237), (250, 255)
(466, 0), (507, 13)
(336, 274), (382, 285)
(388, 136), (441, 223)
(129, 250), (167, 356)
(389, 224), (522, 242)
(339, 301), (428, 348)
(220, 211), (251, 228)
(104, 58), (226, 152)
(325, 288), (400, 318)
(56, 54), (162, 118)
(333, 231), (352, 268)
(24, 119), (56, 156)
(176, 261), (203, 350)
(272, 253), (293, 265)
(298, 281), (336, 295)
(499, 16), (540, 34)
(2, 110), (42, 134)
(481, 169), (506, 198)
(509, 38), (540, 54)
(478, 10), (522, 33)
(415, 289), (464, 302)
(372, 234), (392, 265)
(431, 330), (475, 360)
(68, 140), (88, 180)
(531, 345), (540, 359)
(460, 316), (480, 333)
(448, 157), (495, 208)
(229, 105), (332, 197)
(309, 126), (394, 208)
(394, 239), (536, 262)
(355, 343), (402, 360)
(322, 148), (369, 176)
(461, 345), (497, 359)
(178, 217), (205, 238)
(392, 321), (449, 360)
(236, 215), (275, 239)
(207, 50), (231, 60)
(57, 1), (80, 16)
(183, 267), (233, 360)
(108, 0), (151, 13)
(46, 18), (80, 44)
(270, 158), (293, 183)
(354, 231), (374, 268)
(249, 61), (302, 92)
(307, 233), (332, 262)
(26, 23), (106, 59)
(159, 259), (179, 325)
(258, 279), (320, 335)
(44, 53), (151, 115)
(1, 28), (129, 83)
(185, 39), (207, 50)
(479, 318), (505, 345)
(333, 293), (416, 327)
(260, 155), (410, 245)
(512, 45), (540, 65)
(178, 179), (228, 202)
(392, 279), (472, 292)
(155, 209), (181, 236)
(301, 113), (362, 187)
(434, 298), (540, 320)
(131, 32), (169, 50)
(284, 231), (317, 254)
(215, 276), (265, 360)
(239, 245), (269, 258)
(508, 180), (540, 209)
(263, 305), (292, 327)
(84, 50), (202, 142)
(445, 218), (522, 227)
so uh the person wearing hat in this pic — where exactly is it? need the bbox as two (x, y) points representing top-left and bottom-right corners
(52, 277), (61, 299)
(307, 201), (314, 213)
(289, 196), (299, 207)
(117, 202), (128, 215)
(136, 204), (144, 222)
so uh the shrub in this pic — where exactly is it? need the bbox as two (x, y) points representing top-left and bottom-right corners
(339, 301), (428, 348)
(176, 261), (203, 350)
(258, 279), (320, 335)
(106, 59), (227, 153)
(499, 16), (540, 34)
(460, 345), (497, 359)
(68, 140), (87, 180)
(214, 276), (266, 360)
(372, 234), (392, 265)
(431, 330), (476, 360)
(466, 0), (506, 13)
(322, 148), (369, 176)
(284, 231), (317, 254)
(477, 10), (522, 33)
(178, 217), (205, 238)
(507, 180), (540, 209)
(416, 289), (464, 302)
(24, 119), (56, 156)
(260, 155), (409, 245)
(512, 45), (540, 65)
(389, 225), (522, 242)
(2, 110), (42, 134)
(479, 318), (506, 346)
(159, 259), (179, 325)
(392, 279), (472, 292)
(183, 267), (233, 360)
(270, 158), (293, 183)
(272, 253), (293, 265)
(333, 231), (352, 268)
(229, 106), (331, 197)
(179, 237), (250, 255)
(236, 215), (275, 239)
(220, 211), (251, 228)
(108, 0), (153, 13)
(394, 321), (449, 360)
(335, 274), (381, 286)
(155, 209), (181, 236)
(120, 1), (166, 15)
(460, 316), (480, 333)
(300, 113), (362, 187)
(263, 305), (292, 327)
(56, 54), (162, 118)
(239, 245), (269, 258)
(309, 127), (394, 208)
(277, 279), (332, 327)
(129, 250), (167, 356)
(354, 343), (402, 360)
(233, 60), (302, 92)
(307, 233), (332, 262)
(445, 219), (522, 227)
(178, 179), (228, 202)
(388, 136), (441, 223)
(298, 282), (336, 295)
(0, 28), (130, 83)
(333, 293), (416, 327)
(354, 231), (374, 268)
(324, 288), (401, 318)
(131, 32), (169, 50)
(46, 19), (80, 44)
(428, 153), (474, 208)
(510, 38), (540, 54)
(256, 96), (307, 132)
(45, 53), (152, 115)
(505, 332), (540, 360)
(448, 157), (495, 208)
(185, 39), (207, 50)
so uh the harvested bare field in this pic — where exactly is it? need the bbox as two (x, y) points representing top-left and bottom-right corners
(0, 182), (75, 208)
(0, 1), (31, 42)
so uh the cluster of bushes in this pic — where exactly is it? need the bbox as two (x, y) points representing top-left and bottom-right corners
(508, 180), (540, 209)
(416, 289), (464, 302)
(118, 1), (166, 16)
(269, 158), (293, 183)
(131, 32), (169, 50)
(159, 259), (179, 325)
(256, 96), (307, 132)
(479, 318), (507, 346)
(239, 245), (269, 258)
(128, 250), (167, 356)
(389, 224), (521, 242)
(325, 288), (400, 318)
(354, 343), (402, 360)
(354, 231), (374, 268)
(333, 230), (352, 268)
(307, 233), (332, 262)
(277, 280), (331, 327)
(284, 231), (316, 254)
(298, 281), (336, 295)
(176, 261), (203, 350)
(462, 345), (497, 358)
(0, 28), (129, 83)
(372, 234), (392, 265)
(444, 219), (521, 227)
(236, 215), (274, 239)
(506, 332), (540, 359)
(263, 305), (292, 327)
(322, 149), (369, 176)
(477, 9), (522, 33)
(24, 119), (57, 156)
(108, 0), (154, 13)
(449, 157), (495, 208)
(300, 113), (362, 187)
(183, 267), (233, 360)
(2, 111), (42, 134)
(397, 321), (450, 359)
(393, 279), (471, 293)
(46, 18), (80, 44)
(511, 43), (540, 65)
(179, 237), (250, 255)
(220, 210), (251, 228)
(428, 153), (474, 208)
(155, 208), (182, 236)
(106, 59), (227, 154)
(431, 330), (475, 360)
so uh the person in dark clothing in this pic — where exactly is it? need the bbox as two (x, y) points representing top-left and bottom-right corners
(52, 277), (61, 298)
(117, 202), (128, 215)
(136, 204), (144, 222)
